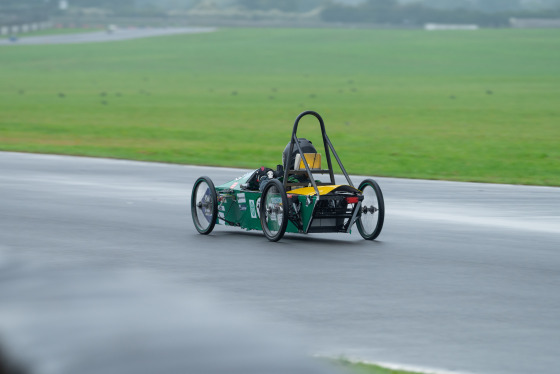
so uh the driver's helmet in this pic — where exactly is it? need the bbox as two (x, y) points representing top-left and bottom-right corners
(282, 138), (317, 170)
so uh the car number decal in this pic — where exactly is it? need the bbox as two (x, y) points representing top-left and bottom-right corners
(249, 200), (257, 218)
(255, 198), (261, 218)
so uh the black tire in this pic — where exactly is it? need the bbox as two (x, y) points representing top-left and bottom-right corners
(356, 179), (385, 240)
(259, 179), (288, 242)
(191, 176), (218, 235)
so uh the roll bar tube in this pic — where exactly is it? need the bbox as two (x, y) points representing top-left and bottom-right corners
(282, 111), (354, 197)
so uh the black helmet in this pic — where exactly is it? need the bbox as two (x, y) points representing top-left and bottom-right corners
(282, 138), (317, 170)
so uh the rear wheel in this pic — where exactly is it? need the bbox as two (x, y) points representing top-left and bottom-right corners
(260, 179), (288, 242)
(191, 176), (218, 235)
(356, 179), (385, 240)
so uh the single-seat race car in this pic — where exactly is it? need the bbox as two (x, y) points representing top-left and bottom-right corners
(191, 111), (385, 242)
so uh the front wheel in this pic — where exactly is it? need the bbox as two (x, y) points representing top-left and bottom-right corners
(259, 179), (288, 242)
(356, 179), (385, 240)
(191, 176), (218, 235)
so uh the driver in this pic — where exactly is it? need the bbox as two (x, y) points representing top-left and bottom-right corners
(281, 138), (318, 187)
(254, 138), (318, 191)
(282, 138), (317, 171)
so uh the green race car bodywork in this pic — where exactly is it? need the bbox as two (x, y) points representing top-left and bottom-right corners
(213, 170), (363, 234)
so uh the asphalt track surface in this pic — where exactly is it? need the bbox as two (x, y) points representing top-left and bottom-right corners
(1, 152), (559, 374)
(0, 27), (216, 46)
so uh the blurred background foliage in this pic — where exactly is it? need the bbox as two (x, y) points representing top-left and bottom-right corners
(2, 0), (560, 27)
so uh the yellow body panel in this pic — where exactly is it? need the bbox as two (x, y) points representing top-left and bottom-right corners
(289, 185), (343, 196)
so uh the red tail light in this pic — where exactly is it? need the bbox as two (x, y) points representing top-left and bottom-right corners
(346, 196), (359, 204)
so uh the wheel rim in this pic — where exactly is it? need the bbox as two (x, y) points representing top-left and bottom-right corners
(359, 183), (380, 236)
(193, 180), (214, 232)
(263, 184), (284, 238)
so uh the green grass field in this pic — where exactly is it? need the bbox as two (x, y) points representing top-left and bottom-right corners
(0, 28), (558, 185)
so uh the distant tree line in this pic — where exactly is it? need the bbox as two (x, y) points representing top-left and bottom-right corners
(66, 0), (136, 13)
(321, 0), (560, 26)
(237, 0), (297, 12)
(3, 0), (560, 26)
(0, 0), (54, 25)
(398, 0), (560, 13)
(236, 0), (325, 12)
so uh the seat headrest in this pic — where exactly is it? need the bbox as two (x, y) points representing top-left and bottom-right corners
(294, 153), (321, 170)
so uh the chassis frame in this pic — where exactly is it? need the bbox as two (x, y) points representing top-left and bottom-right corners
(191, 111), (385, 242)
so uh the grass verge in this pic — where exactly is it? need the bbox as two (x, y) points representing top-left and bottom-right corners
(331, 358), (425, 374)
